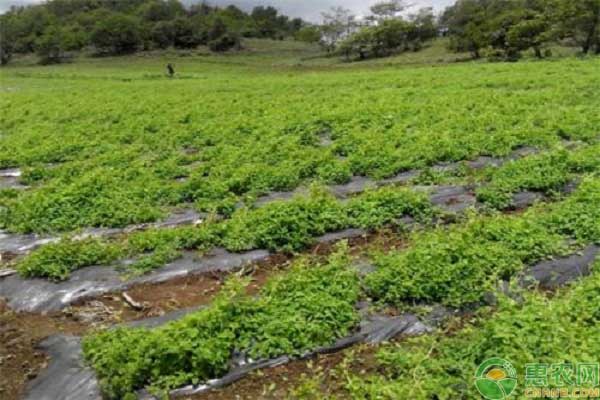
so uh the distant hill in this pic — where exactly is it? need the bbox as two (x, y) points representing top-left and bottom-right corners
(0, 0), (307, 65)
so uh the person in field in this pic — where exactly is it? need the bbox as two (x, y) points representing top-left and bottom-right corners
(167, 63), (175, 78)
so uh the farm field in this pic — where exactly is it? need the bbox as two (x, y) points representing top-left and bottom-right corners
(0, 44), (599, 400)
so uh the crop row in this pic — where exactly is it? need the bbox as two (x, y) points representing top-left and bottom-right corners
(16, 185), (432, 280)
(345, 260), (600, 399)
(82, 176), (600, 398)
(0, 128), (533, 234)
(366, 176), (600, 308)
(15, 142), (599, 281)
(83, 246), (360, 399)
(476, 142), (600, 208)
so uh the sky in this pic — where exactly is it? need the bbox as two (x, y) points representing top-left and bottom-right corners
(0, 0), (456, 21)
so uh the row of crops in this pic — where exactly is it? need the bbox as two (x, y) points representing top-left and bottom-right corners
(12, 141), (600, 281)
(344, 260), (600, 399)
(1, 60), (600, 234)
(80, 175), (600, 399)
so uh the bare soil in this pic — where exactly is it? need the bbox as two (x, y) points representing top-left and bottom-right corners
(0, 299), (88, 400)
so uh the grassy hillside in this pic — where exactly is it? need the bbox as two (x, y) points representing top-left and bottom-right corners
(3, 37), (583, 71)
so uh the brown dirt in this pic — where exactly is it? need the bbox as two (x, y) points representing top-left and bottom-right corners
(68, 254), (291, 325)
(0, 261), (289, 400)
(0, 251), (19, 265)
(0, 299), (88, 400)
(65, 232), (398, 326)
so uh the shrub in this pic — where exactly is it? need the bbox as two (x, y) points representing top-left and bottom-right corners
(208, 33), (240, 52)
(90, 14), (142, 55)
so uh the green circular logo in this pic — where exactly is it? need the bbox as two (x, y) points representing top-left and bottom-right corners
(475, 358), (518, 400)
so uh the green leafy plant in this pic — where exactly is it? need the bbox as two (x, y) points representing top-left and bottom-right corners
(366, 177), (600, 307)
(83, 244), (360, 399)
(17, 185), (432, 279)
(346, 261), (600, 399)
(17, 238), (124, 281)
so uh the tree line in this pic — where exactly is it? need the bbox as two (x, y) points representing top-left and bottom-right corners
(0, 0), (305, 65)
(442, 0), (600, 60)
(1, 0), (598, 65)
(297, 0), (600, 62)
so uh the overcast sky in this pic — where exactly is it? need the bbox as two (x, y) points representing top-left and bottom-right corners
(0, 0), (456, 21)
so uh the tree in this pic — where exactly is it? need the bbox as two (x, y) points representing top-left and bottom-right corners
(251, 6), (283, 38)
(208, 18), (228, 42)
(338, 16), (436, 60)
(481, 1), (553, 60)
(0, 14), (18, 65)
(223, 5), (246, 21)
(9, 6), (56, 54)
(552, 0), (600, 54)
(371, 19), (411, 55)
(90, 14), (142, 55)
(402, 6), (438, 50)
(321, 7), (356, 52)
(189, 2), (214, 17)
(338, 28), (373, 60)
(289, 18), (304, 33)
(506, 14), (550, 58)
(171, 17), (202, 48)
(138, 0), (184, 23)
(44, 0), (102, 18)
(440, 0), (600, 60)
(208, 33), (239, 52)
(35, 26), (65, 64)
(370, 0), (410, 21)
(295, 26), (321, 44)
(151, 21), (176, 49)
(441, 0), (489, 59)
(409, 7), (438, 43)
(0, 0), (307, 60)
